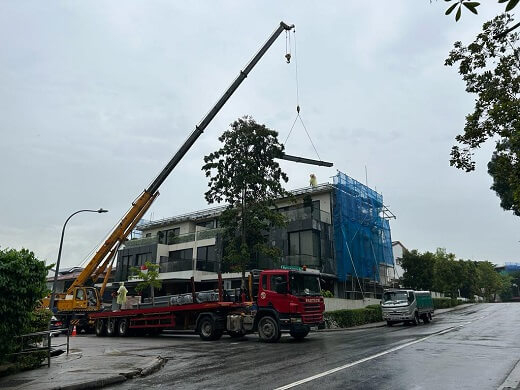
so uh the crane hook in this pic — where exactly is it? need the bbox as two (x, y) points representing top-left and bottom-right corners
(285, 53), (291, 64)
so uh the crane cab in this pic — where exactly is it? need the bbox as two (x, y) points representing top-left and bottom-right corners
(44, 287), (101, 312)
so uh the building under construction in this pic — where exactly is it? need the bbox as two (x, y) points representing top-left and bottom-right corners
(112, 170), (396, 299)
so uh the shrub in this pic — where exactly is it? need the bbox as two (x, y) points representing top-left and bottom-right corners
(321, 290), (334, 298)
(0, 248), (49, 366)
(432, 298), (465, 309)
(324, 305), (382, 328)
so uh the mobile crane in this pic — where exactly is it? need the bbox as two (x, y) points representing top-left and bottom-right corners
(43, 21), (297, 326)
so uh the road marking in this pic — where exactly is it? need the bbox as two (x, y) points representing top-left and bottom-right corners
(274, 322), (471, 390)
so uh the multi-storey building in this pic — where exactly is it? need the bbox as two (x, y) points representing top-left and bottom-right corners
(113, 171), (395, 299)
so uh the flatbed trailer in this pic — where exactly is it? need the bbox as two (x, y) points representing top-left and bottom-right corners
(90, 300), (248, 339)
(90, 269), (324, 342)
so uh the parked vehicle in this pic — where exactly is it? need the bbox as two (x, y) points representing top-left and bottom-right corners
(90, 268), (324, 342)
(381, 289), (434, 326)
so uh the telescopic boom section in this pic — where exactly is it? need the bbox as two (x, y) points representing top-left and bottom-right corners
(68, 21), (295, 293)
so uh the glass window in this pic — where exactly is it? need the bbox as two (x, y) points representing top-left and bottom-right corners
(270, 275), (287, 293)
(196, 245), (216, 262)
(289, 230), (319, 257)
(289, 273), (321, 296)
(75, 289), (85, 301)
(261, 275), (267, 290)
(136, 253), (152, 266)
(158, 228), (180, 244)
(300, 231), (313, 256)
(289, 232), (300, 255)
(169, 248), (193, 261)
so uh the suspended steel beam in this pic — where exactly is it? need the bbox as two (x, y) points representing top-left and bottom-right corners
(279, 153), (333, 167)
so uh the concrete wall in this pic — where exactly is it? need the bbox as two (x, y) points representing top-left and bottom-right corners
(324, 297), (381, 312)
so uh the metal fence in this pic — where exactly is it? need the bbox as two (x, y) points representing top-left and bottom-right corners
(9, 329), (70, 368)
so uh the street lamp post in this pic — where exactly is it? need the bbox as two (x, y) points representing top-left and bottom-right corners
(47, 208), (108, 321)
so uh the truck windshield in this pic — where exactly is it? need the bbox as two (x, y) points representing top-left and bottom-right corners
(289, 273), (321, 296)
(383, 291), (408, 304)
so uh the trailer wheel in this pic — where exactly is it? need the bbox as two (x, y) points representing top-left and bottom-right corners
(106, 318), (118, 336)
(95, 319), (106, 337)
(198, 316), (223, 341)
(290, 328), (309, 340)
(258, 315), (280, 343)
(118, 318), (130, 336)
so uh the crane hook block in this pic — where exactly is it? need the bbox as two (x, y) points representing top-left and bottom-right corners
(285, 53), (291, 64)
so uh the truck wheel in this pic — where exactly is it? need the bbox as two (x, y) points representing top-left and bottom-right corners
(290, 329), (309, 340)
(411, 312), (420, 326)
(386, 321), (394, 327)
(106, 318), (118, 336)
(118, 318), (130, 336)
(95, 319), (106, 336)
(258, 316), (280, 343)
(198, 316), (223, 341)
(422, 314), (430, 324)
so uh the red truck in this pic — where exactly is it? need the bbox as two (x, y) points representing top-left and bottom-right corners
(90, 268), (324, 342)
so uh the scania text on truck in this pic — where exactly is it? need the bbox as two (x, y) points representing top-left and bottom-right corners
(381, 289), (434, 326)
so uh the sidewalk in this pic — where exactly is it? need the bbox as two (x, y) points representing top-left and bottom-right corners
(319, 303), (475, 332)
(0, 338), (165, 390)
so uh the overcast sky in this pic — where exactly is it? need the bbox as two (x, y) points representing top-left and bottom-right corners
(1, 1), (518, 268)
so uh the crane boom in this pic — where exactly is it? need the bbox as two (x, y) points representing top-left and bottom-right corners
(66, 21), (295, 295)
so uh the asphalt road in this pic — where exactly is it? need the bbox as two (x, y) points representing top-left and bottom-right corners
(105, 303), (520, 390)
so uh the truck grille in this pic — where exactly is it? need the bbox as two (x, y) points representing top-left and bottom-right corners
(300, 298), (323, 324)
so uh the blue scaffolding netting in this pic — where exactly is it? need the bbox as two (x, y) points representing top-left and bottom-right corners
(333, 171), (394, 282)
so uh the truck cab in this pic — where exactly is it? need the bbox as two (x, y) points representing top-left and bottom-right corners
(253, 269), (324, 341)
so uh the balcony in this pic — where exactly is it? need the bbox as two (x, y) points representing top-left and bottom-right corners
(164, 228), (222, 245)
(281, 206), (331, 225)
(159, 259), (219, 273)
(124, 236), (158, 248)
(124, 228), (222, 248)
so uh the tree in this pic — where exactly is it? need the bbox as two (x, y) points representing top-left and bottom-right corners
(0, 248), (49, 361)
(439, 1), (519, 22)
(445, 14), (520, 215)
(202, 116), (289, 289)
(401, 249), (435, 291)
(477, 261), (502, 301)
(130, 261), (162, 307)
(432, 249), (461, 297)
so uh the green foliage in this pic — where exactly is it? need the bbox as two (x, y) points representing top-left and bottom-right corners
(130, 261), (162, 305)
(324, 305), (382, 328)
(321, 290), (334, 298)
(202, 116), (289, 285)
(433, 298), (466, 309)
(477, 261), (503, 301)
(445, 14), (520, 215)
(401, 249), (435, 291)
(499, 273), (513, 301)
(440, 1), (518, 21)
(401, 248), (501, 301)
(0, 248), (50, 362)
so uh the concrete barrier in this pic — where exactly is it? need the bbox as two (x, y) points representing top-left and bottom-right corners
(324, 297), (381, 312)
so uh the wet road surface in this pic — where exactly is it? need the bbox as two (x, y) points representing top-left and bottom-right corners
(106, 303), (520, 390)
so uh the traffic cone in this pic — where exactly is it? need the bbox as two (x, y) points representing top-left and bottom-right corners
(71, 325), (77, 336)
